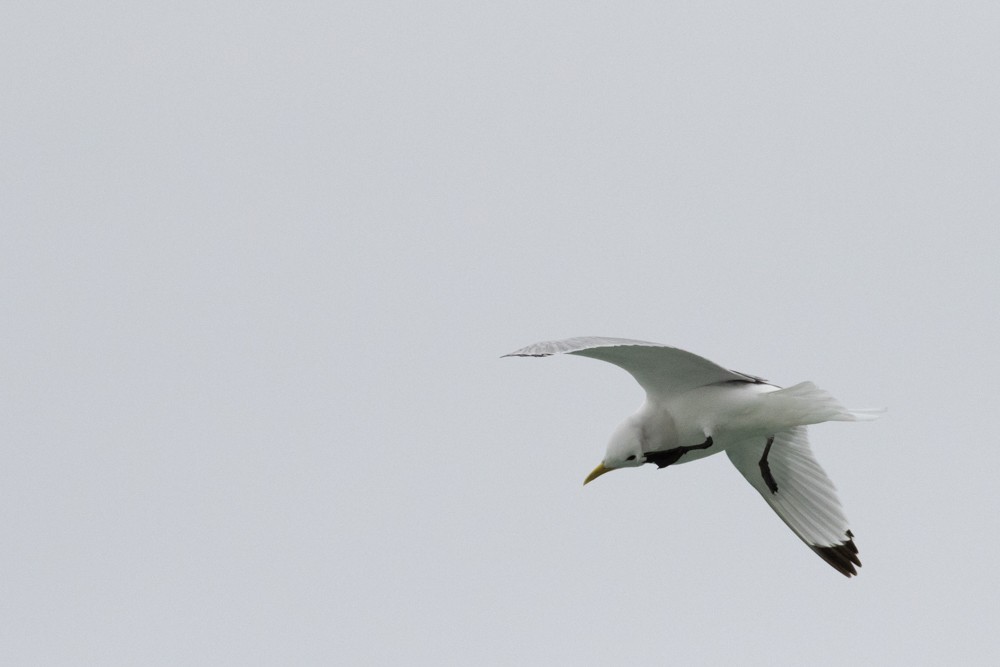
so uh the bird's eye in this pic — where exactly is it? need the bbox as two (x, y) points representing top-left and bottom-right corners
(626, 455), (636, 461)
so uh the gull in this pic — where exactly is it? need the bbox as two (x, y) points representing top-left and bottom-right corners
(504, 337), (883, 577)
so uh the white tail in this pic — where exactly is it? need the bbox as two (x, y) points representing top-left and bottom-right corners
(766, 381), (885, 425)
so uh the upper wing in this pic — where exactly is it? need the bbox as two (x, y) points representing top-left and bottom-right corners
(504, 337), (764, 398)
(725, 427), (861, 577)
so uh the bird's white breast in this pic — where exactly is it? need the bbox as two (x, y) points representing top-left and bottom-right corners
(642, 382), (782, 454)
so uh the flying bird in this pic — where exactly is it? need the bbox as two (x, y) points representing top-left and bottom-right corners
(504, 337), (882, 577)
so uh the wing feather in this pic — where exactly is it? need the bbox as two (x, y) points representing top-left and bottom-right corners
(726, 427), (861, 577)
(504, 337), (765, 397)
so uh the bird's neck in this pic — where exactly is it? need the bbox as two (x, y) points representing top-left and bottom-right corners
(633, 402), (681, 451)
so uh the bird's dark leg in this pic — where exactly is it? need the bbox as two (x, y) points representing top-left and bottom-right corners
(758, 435), (778, 494)
(645, 436), (714, 469)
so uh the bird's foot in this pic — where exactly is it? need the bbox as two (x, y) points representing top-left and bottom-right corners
(645, 436), (714, 469)
(758, 435), (778, 494)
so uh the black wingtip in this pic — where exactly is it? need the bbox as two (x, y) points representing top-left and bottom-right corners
(811, 533), (861, 578)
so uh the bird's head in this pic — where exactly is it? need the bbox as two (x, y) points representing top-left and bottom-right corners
(583, 420), (646, 485)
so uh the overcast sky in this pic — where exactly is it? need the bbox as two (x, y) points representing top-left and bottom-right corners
(3, 2), (999, 665)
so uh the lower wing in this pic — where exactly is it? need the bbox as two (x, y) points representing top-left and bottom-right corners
(725, 427), (861, 577)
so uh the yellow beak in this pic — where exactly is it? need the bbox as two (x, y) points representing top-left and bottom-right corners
(583, 462), (612, 485)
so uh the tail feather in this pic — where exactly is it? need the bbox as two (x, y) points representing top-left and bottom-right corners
(844, 408), (886, 421)
(767, 381), (885, 425)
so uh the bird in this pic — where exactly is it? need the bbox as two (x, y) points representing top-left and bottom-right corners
(504, 336), (883, 577)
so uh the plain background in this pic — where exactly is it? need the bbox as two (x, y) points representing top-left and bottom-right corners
(3, 2), (999, 665)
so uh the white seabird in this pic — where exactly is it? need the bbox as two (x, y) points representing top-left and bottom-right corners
(505, 337), (883, 577)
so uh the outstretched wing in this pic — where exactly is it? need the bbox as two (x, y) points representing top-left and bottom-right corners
(504, 337), (764, 398)
(726, 427), (861, 577)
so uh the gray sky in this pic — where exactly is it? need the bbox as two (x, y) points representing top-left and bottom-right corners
(3, 2), (999, 665)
